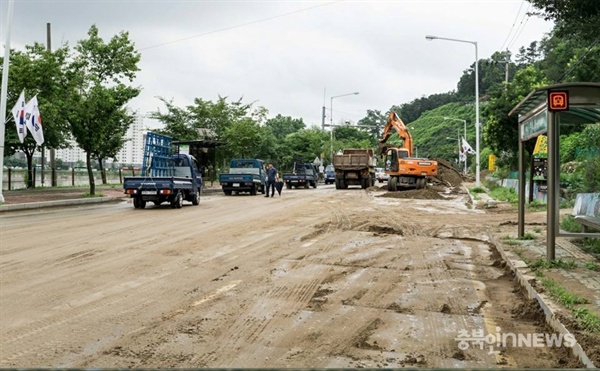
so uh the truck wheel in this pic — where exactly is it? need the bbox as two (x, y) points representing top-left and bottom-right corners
(133, 197), (140, 209)
(361, 178), (368, 189)
(371, 176), (375, 187)
(250, 185), (257, 196)
(171, 192), (183, 209)
(312, 181), (317, 189)
(224, 190), (232, 196)
(389, 177), (398, 192)
(304, 182), (309, 189)
(139, 200), (147, 209)
(192, 189), (200, 205)
(286, 183), (292, 190)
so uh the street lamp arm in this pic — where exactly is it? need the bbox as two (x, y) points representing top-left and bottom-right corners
(425, 35), (477, 46)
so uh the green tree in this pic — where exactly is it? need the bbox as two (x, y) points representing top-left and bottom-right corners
(265, 114), (305, 140)
(537, 31), (600, 83)
(66, 25), (141, 195)
(357, 109), (387, 138)
(457, 51), (514, 99)
(483, 65), (547, 169)
(281, 129), (328, 170)
(1, 43), (72, 188)
(393, 92), (458, 124)
(527, 0), (600, 43)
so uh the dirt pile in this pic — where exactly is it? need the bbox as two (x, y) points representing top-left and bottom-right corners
(433, 158), (463, 187)
(377, 189), (445, 200)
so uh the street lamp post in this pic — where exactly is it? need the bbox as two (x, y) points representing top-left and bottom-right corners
(446, 129), (461, 166)
(329, 92), (359, 163)
(426, 35), (480, 186)
(444, 117), (468, 175)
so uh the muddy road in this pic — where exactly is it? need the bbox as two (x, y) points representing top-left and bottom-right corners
(0, 184), (577, 368)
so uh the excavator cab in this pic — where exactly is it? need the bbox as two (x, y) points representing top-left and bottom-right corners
(385, 149), (398, 172)
(385, 148), (411, 173)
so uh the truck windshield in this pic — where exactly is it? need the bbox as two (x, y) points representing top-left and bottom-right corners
(325, 165), (334, 172)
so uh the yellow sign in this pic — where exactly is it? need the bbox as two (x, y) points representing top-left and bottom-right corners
(533, 135), (548, 158)
(488, 154), (496, 171)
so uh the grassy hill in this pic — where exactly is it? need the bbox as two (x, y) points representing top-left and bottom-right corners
(398, 102), (477, 163)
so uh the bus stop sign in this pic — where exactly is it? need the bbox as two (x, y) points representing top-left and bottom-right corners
(548, 91), (569, 111)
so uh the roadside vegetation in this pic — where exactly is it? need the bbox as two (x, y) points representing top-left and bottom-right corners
(2, 1), (598, 199)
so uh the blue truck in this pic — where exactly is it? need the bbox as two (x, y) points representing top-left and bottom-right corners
(123, 133), (202, 209)
(219, 159), (266, 196)
(324, 164), (335, 185)
(283, 161), (318, 189)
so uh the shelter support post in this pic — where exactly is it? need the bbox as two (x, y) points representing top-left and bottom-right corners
(546, 110), (557, 261)
(518, 138), (525, 238)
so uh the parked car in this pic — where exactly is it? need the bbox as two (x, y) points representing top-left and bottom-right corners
(376, 167), (390, 183)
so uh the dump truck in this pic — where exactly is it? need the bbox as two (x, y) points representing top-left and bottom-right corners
(333, 149), (376, 189)
(379, 111), (438, 190)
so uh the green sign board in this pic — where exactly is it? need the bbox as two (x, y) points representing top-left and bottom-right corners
(520, 110), (547, 140)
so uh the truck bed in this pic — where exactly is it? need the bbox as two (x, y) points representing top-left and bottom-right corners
(123, 176), (195, 190)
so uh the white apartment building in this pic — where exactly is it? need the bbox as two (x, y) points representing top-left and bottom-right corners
(115, 115), (145, 165)
(56, 115), (147, 166)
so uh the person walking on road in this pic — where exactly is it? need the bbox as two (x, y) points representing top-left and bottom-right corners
(265, 163), (277, 198)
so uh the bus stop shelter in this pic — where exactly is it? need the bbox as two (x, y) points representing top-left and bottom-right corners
(509, 82), (600, 261)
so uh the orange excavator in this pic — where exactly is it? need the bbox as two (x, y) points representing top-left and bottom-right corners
(379, 111), (438, 191)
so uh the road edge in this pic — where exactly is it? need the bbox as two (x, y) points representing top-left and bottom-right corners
(0, 196), (124, 212)
(464, 183), (596, 367)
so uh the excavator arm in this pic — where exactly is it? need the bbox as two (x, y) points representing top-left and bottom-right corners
(378, 111), (413, 157)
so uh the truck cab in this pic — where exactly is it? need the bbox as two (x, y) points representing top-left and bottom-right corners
(324, 164), (336, 184)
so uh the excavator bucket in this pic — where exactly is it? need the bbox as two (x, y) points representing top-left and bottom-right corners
(377, 142), (388, 156)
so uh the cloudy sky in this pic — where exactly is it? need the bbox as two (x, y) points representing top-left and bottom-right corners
(2, 0), (554, 129)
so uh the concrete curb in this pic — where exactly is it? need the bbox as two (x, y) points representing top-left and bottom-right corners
(490, 236), (597, 368)
(0, 196), (124, 212)
(0, 188), (224, 213)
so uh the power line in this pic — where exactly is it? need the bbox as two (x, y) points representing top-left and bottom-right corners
(499, 0), (525, 51)
(139, 1), (342, 51)
(507, 3), (531, 50)
(559, 37), (600, 82)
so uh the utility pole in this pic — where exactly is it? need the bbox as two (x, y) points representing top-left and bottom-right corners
(321, 87), (326, 131)
(47, 22), (57, 186)
(0, 0), (16, 202)
(501, 50), (510, 91)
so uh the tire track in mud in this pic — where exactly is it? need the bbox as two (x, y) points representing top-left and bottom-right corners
(75, 207), (340, 367)
(1, 206), (317, 367)
(190, 271), (328, 367)
(0, 274), (166, 366)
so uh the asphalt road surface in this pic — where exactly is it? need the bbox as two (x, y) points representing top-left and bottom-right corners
(0, 184), (577, 367)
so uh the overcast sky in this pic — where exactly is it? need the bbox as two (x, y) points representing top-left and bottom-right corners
(2, 0), (554, 129)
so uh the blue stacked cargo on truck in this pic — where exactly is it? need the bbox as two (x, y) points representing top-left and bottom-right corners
(123, 132), (203, 209)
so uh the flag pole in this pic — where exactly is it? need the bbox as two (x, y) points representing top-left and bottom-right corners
(0, 0), (16, 202)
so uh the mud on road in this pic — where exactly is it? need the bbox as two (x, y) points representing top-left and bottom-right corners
(0, 184), (581, 368)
